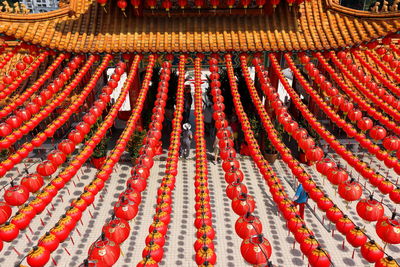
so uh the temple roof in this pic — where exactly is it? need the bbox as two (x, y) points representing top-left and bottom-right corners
(0, 0), (399, 53)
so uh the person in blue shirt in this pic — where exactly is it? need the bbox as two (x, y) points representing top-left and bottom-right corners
(293, 184), (309, 219)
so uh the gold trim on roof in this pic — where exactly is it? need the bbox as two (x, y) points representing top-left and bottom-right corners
(0, 0), (399, 53)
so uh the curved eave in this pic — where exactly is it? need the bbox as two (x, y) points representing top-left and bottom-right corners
(0, 0), (399, 53)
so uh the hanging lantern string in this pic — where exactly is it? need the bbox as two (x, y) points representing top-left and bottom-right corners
(240, 53), (328, 255)
(275, 53), (400, 255)
(15, 253), (28, 267)
(285, 52), (398, 201)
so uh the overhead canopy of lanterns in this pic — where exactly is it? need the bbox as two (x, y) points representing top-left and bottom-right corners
(0, 35), (399, 266)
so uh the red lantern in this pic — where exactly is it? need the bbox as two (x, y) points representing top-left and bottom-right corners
(232, 194), (255, 216)
(357, 117), (373, 132)
(316, 158), (336, 176)
(114, 198), (138, 221)
(326, 168), (349, 186)
(369, 126), (387, 141)
(209, 0), (219, 8)
(338, 180), (362, 202)
(317, 196), (334, 211)
(76, 122), (91, 135)
(142, 241), (164, 264)
(195, 246), (216, 265)
(21, 174), (44, 193)
(326, 205), (343, 223)
(383, 136), (400, 151)
(4, 184), (29, 206)
(348, 109), (362, 122)
(88, 237), (121, 266)
(47, 149), (66, 166)
(6, 115), (22, 129)
(300, 236), (319, 256)
(0, 202), (11, 224)
(346, 226), (367, 247)
(103, 218), (131, 244)
(0, 222), (19, 242)
(389, 187), (400, 203)
(356, 198), (384, 222)
(235, 213), (263, 239)
(360, 240), (384, 263)
(117, 0), (127, 10)
(376, 216), (400, 244)
(58, 139), (76, 155)
(336, 215), (355, 235)
(36, 160), (57, 177)
(0, 123), (12, 137)
(162, 0), (172, 10)
(308, 247), (331, 267)
(305, 147), (324, 163)
(27, 246), (50, 267)
(240, 235), (272, 265)
(146, 230), (165, 247)
(375, 256), (399, 267)
(294, 225), (313, 243)
(226, 182), (247, 200)
(38, 232), (60, 252)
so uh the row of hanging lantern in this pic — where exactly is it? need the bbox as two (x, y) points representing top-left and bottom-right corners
(133, 55), (185, 266)
(0, 55), (87, 178)
(330, 51), (400, 123)
(274, 54), (400, 247)
(355, 50), (400, 101)
(24, 55), (148, 267)
(97, 0), (312, 13)
(0, 42), (21, 70)
(0, 56), (114, 253)
(192, 55), (217, 266)
(288, 53), (400, 207)
(364, 41), (400, 90)
(0, 55), (116, 217)
(303, 54), (400, 174)
(81, 54), (168, 266)
(284, 53), (400, 201)
(265, 53), (399, 264)
(263, 56), (365, 207)
(0, 57), (82, 157)
(0, 51), (49, 100)
(0, 55), (115, 244)
(222, 54), (273, 266)
(0, 55), (96, 152)
(0, 53), (68, 120)
(315, 52), (400, 137)
(349, 49), (400, 111)
(241, 53), (334, 266)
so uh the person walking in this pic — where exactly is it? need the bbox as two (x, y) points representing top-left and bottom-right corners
(293, 184), (308, 219)
(181, 123), (193, 159)
(203, 102), (213, 138)
(213, 135), (220, 164)
(183, 85), (192, 123)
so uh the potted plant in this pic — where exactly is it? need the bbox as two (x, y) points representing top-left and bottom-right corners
(91, 135), (109, 169)
(85, 117), (110, 169)
(127, 129), (147, 164)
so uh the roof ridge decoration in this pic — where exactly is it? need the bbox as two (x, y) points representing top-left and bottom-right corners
(325, 0), (400, 18)
(0, 0), (399, 53)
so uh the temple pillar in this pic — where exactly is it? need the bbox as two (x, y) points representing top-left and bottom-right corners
(128, 66), (143, 131)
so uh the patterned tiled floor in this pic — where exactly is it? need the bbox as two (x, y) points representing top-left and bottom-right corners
(0, 151), (399, 266)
